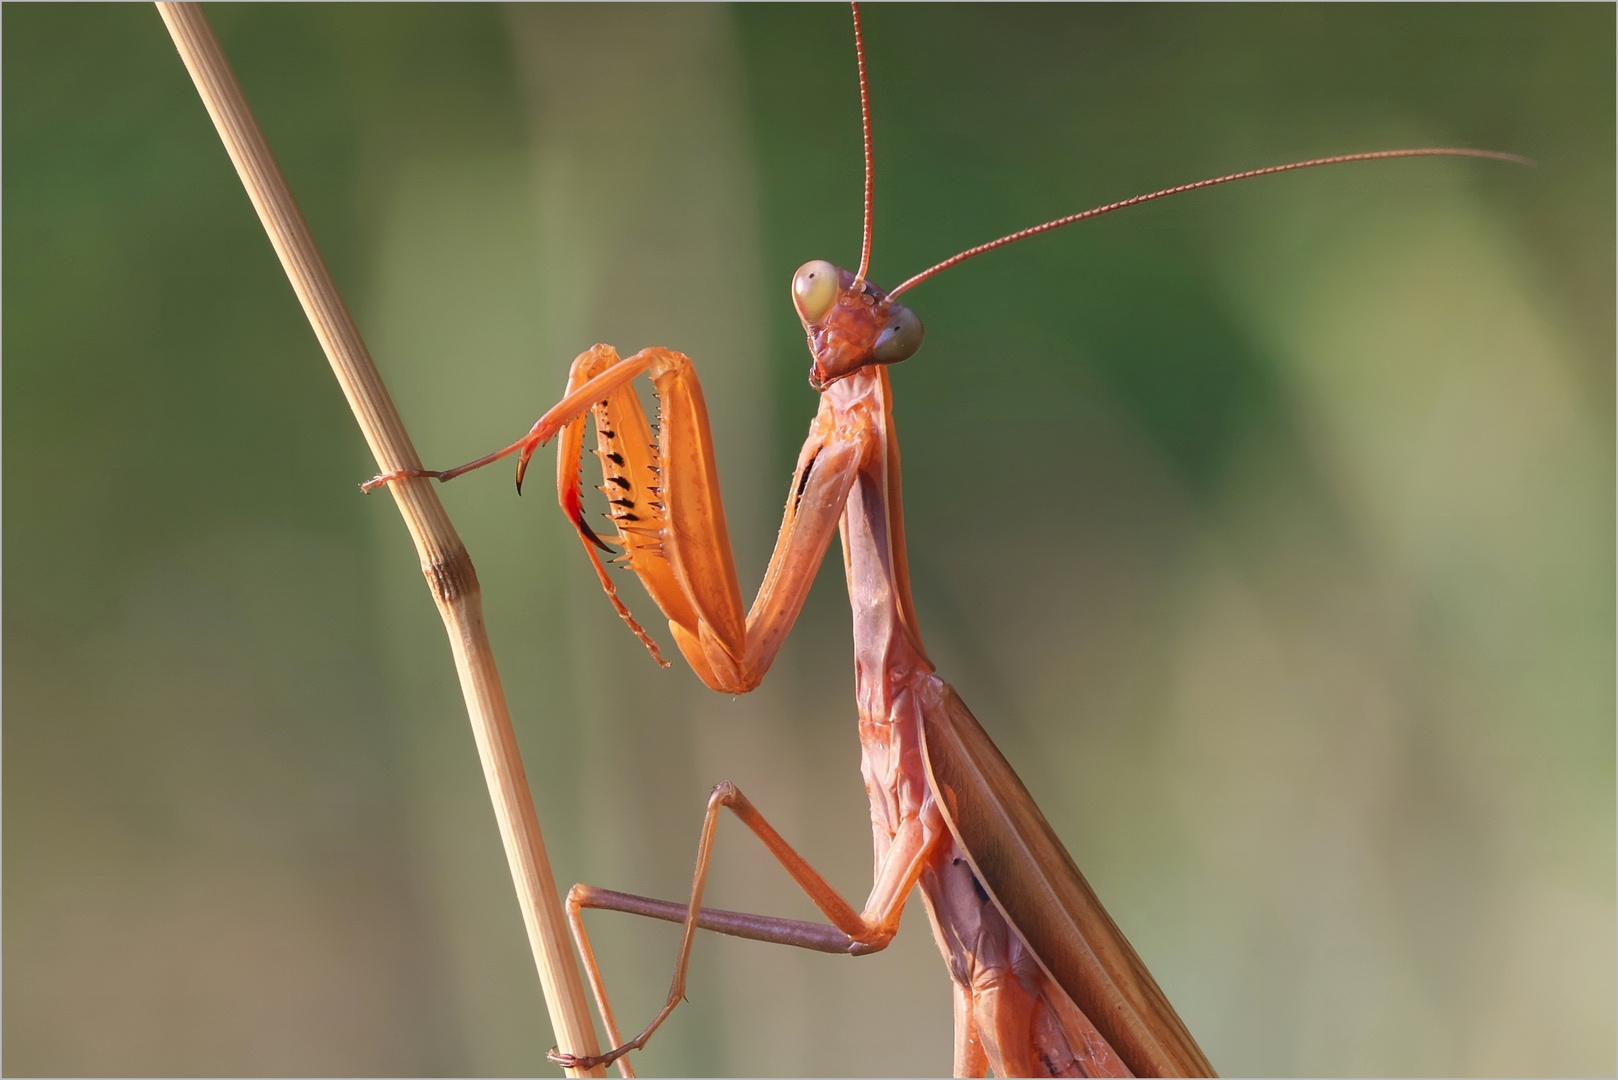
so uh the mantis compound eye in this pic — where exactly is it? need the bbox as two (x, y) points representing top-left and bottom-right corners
(871, 301), (924, 364)
(792, 260), (840, 323)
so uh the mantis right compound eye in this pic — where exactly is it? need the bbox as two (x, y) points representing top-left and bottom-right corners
(791, 259), (839, 323)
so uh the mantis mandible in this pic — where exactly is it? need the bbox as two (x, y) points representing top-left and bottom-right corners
(367, 6), (1525, 1075)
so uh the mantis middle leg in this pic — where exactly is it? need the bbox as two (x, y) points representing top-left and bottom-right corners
(549, 780), (943, 1075)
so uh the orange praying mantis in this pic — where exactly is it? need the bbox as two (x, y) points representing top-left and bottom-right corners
(366, 6), (1526, 1075)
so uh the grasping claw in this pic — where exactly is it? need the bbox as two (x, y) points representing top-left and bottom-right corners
(547, 1042), (636, 1073)
(359, 467), (445, 493)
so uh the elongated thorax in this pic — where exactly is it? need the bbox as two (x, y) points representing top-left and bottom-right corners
(832, 369), (1209, 1078)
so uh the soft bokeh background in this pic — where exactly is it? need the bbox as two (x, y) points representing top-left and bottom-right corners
(6, 4), (1612, 1075)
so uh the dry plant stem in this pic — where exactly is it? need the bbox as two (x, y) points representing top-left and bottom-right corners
(154, 5), (603, 1074)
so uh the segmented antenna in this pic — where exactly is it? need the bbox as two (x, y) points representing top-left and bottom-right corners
(850, 1), (875, 287)
(888, 147), (1532, 298)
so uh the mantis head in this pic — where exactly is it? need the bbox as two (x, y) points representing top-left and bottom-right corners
(793, 260), (924, 391)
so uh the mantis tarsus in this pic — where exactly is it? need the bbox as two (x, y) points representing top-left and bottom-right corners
(368, 6), (1526, 1075)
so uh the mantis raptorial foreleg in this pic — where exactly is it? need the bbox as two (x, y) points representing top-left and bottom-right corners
(370, 344), (871, 692)
(550, 781), (940, 1075)
(547, 347), (871, 695)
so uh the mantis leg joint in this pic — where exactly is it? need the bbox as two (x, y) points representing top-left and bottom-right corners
(707, 779), (741, 809)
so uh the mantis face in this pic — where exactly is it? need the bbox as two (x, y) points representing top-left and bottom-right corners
(792, 259), (924, 390)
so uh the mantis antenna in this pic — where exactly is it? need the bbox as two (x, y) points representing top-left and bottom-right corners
(888, 147), (1533, 298)
(850, 0), (875, 288)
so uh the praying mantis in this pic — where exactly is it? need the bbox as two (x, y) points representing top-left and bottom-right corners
(368, 6), (1526, 1076)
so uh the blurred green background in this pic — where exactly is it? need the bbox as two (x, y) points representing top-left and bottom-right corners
(5, 4), (1612, 1075)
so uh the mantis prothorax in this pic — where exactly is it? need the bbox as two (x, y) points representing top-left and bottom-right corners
(365, 6), (1527, 1075)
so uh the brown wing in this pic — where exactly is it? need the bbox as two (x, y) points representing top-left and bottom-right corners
(918, 678), (1215, 1078)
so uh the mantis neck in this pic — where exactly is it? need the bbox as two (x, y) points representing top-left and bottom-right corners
(827, 368), (934, 707)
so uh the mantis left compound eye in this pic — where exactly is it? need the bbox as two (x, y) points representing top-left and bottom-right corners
(871, 302), (924, 365)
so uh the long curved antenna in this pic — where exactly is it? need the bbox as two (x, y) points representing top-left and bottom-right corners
(850, 1), (875, 287)
(888, 147), (1533, 298)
